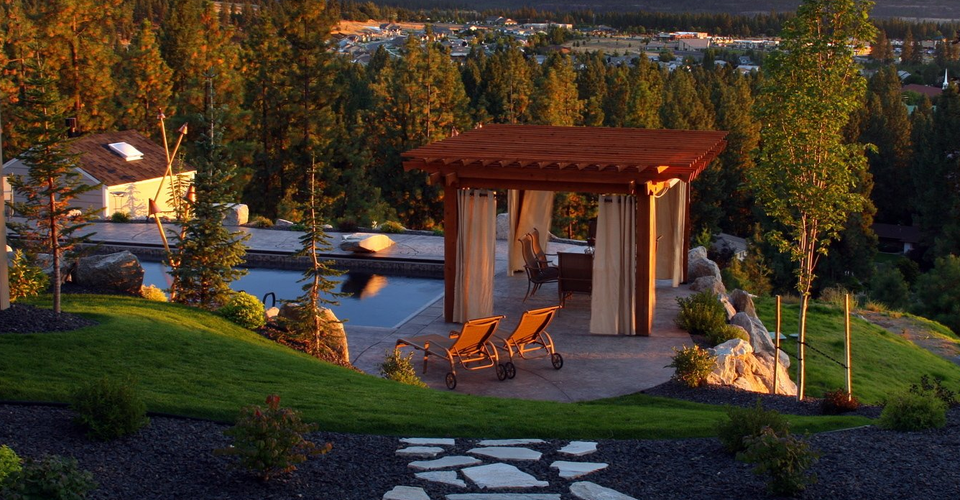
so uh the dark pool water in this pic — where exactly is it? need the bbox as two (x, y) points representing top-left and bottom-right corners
(141, 262), (443, 328)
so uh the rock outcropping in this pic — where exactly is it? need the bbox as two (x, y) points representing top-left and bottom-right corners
(686, 246), (796, 396)
(74, 251), (144, 294)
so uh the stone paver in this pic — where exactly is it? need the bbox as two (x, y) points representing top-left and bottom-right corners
(383, 485), (431, 500)
(476, 439), (546, 446)
(409, 456), (482, 470)
(461, 463), (549, 489)
(549, 461), (608, 479)
(402, 438), (456, 446)
(397, 446), (445, 458)
(468, 447), (542, 461)
(558, 441), (598, 456)
(415, 471), (467, 487)
(569, 481), (637, 500)
(447, 495), (561, 500)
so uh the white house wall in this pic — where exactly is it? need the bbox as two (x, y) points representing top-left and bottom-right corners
(108, 172), (196, 218)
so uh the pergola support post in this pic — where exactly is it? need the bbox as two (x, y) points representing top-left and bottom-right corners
(443, 183), (458, 323)
(636, 191), (656, 336)
(681, 180), (692, 283)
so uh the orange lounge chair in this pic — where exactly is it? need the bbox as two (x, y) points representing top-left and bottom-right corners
(496, 306), (563, 379)
(395, 315), (507, 389)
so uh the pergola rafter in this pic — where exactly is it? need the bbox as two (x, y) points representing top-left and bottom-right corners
(403, 124), (728, 335)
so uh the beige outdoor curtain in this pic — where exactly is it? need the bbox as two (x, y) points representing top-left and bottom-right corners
(590, 195), (637, 335)
(453, 189), (496, 323)
(506, 190), (555, 274)
(655, 180), (686, 287)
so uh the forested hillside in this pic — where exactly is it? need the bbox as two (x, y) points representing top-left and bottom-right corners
(1, 0), (960, 304)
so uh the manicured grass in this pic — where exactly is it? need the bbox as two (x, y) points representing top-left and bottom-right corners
(0, 295), (868, 439)
(755, 296), (960, 404)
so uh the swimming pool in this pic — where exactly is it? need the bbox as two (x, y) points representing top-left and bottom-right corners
(140, 262), (444, 328)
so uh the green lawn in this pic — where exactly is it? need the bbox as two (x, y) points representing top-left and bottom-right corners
(0, 295), (868, 439)
(755, 296), (960, 404)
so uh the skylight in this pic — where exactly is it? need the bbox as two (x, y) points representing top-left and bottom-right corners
(107, 142), (143, 161)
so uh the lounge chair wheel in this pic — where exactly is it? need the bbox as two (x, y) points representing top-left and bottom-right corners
(445, 372), (457, 390)
(551, 353), (564, 370)
(504, 362), (516, 379)
(496, 364), (508, 381)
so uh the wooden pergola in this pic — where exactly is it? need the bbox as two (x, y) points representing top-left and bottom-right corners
(403, 124), (728, 335)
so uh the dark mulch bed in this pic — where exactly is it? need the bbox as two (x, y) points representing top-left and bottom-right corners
(2, 403), (960, 500)
(0, 303), (98, 334)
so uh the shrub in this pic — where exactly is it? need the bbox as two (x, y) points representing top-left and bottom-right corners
(868, 264), (910, 310)
(720, 251), (772, 297)
(8, 250), (49, 302)
(0, 454), (96, 500)
(739, 427), (819, 496)
(716, 399), (791, 454)
(379, 220), (405, 233)
(0, 445), (21, 486)
(862, 300), (888, 313)
(878, 390), (947, 431)
(431, 227), (444, 236)
(140, 285), (168, 302)
(819, 284), (857, 309)
(909, 375), (959, 407)
(675, 290), (727, 337)
(337, 217), (358, 232)
(667, 345), (715, 388)
(217, 395), (331, 481)
(70, 375), (149, 441)
(820, 389), (861, 415)
(379, 350), (428, 388)
(217, 292), (266, 330)
(912, 255), (960, 335)
(110, 211), (130, 223)
(705, 324), (749, 346)
(248, 215), (273, 228)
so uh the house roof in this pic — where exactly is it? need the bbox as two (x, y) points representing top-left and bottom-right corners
(872, 223), (921, 243)
(67, 130), (193, 187)
(902, 84), (942, 98)
(402, 124), (728, 194)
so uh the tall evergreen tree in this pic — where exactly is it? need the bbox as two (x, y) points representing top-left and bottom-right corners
(118, 20), (173, 139)
(160, 0), (204, 94)
(39, 0), (122, 133)
(575, 52), (607, 127)
(7, 57), (97, 314)
(367, 36), (470, 228)
(901, 28), (919, 65)
(481, 42), (533, 124)
(912, 87), (960, 259)
(869, 29), (895, 64)
(0, 0), (37, 156)
(660, 68), (714, 130)
(529, 54), (582, 126)
(170, 82), (249, 308)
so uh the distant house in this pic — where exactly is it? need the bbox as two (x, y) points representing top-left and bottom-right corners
(678, 38), (711, 51)
(902, 83), (942, 99)
(2, 130), (195, 219)
(873, 223), (921, 254)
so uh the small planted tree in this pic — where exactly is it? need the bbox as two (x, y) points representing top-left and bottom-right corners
(283, 159), (349, 364)
(8, 56), (97, 314)
(170, 80), (248, 308)
(750, 0), (876, 398)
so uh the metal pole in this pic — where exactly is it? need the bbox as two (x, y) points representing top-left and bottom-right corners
(773, 295), (781, 395)
(798, 295), (807, 401)
(845, 293), (852, 400)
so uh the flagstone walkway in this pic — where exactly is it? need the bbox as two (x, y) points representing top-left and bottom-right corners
(385, 437), (635, 500)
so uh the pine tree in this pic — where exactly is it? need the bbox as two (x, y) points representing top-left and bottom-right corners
(901, 28), (918, 65)
(482, 42), (533, 124)
(912, 87), (960, 259)
(170, 81), (249, 309)
(530, 54), (582, 126)
(118, 20), (173, 139)
(7, 57), (97, 314)
(575, 52), (607, 126)
(285, 158), (349, 364)
(660, 68), (715, 130)
(160, 0), (204, 94)
(870, 30), (895, 64)
(39, 0), (122, 133)
(0, 0), (39, 157)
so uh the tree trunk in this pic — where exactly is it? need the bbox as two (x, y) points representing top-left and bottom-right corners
(49, 177), (61, 314)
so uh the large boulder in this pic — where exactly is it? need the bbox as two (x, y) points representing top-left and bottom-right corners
(690, 275), (726, 295)
(217, 203), (249, 226)
(277, 304), (349, 364)
(496, 213), (510, 241)
(35, 253), (76, 283)
(340, 233), (395, 253)
(708, 338), (797, 396)
(729, 289), (757, 318)
(74, 251), (144, 294)
(688, 246), (708, 262)
(688, 256), (722, 282)
(731, 312), (774, 357)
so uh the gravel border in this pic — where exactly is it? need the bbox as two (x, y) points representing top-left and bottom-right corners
(3, 402), (960, 499)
